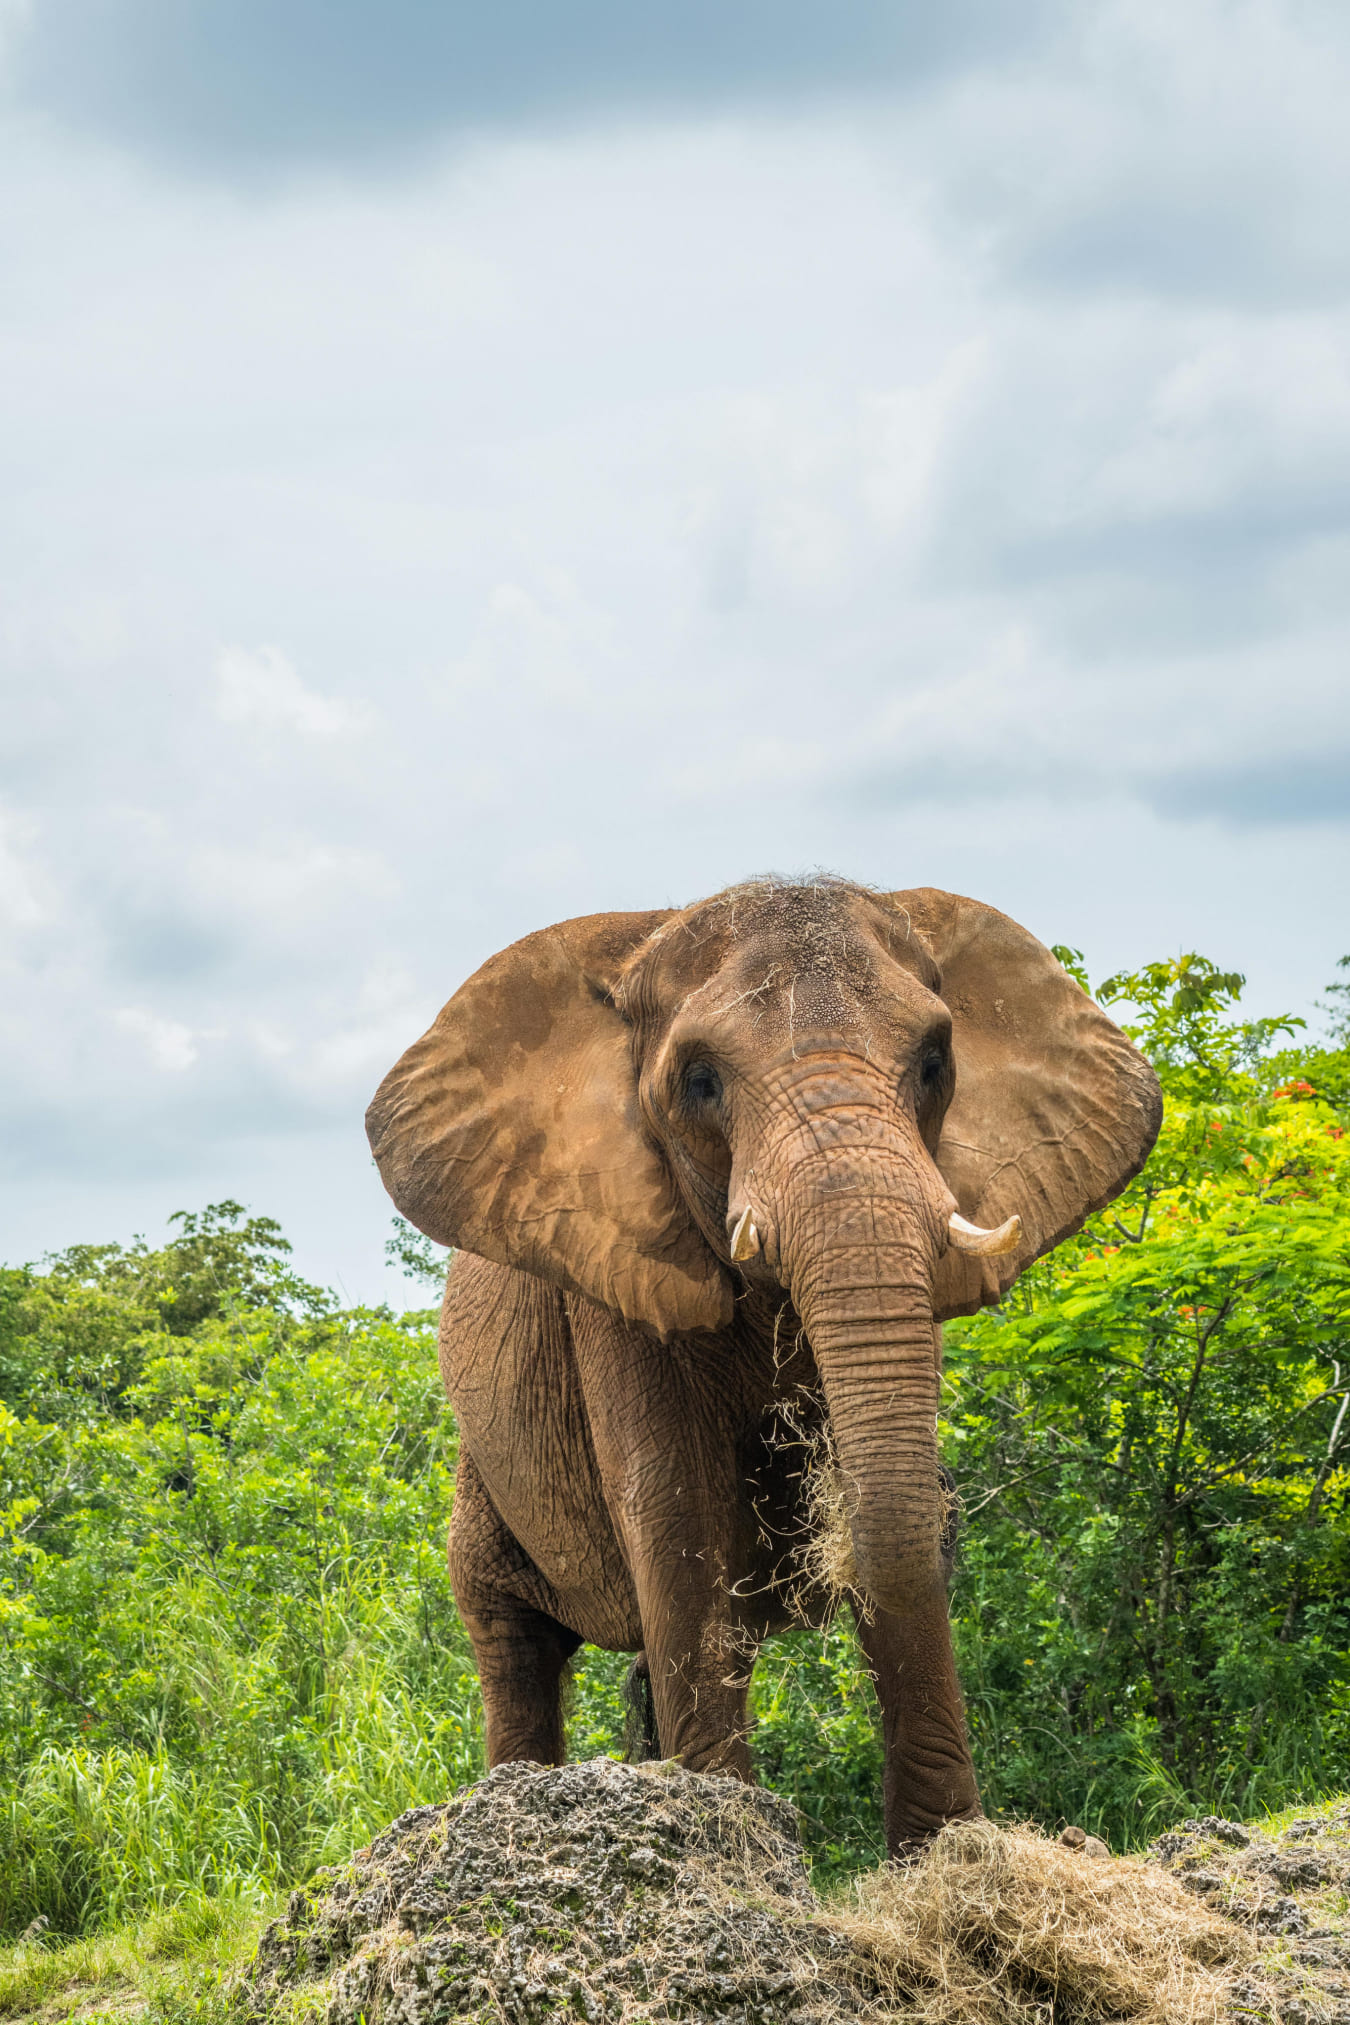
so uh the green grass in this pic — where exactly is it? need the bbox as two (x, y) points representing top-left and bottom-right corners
(0, 1615), (486, 1938)
(0, 1621), (885, 1951)
(0, 1888), (268, 2023)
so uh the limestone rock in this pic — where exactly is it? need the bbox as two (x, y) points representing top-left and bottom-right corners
(240, 1758), (863, 2025)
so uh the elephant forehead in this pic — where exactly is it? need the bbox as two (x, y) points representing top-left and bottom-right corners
(671, 936), (935, 1052)
(617, 883), (938, 1048)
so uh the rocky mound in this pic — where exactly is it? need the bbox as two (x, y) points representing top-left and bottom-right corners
(242, 1759), (861, 2025)
(238, 1760), (1348, 2025)
(1147, 1806), (1350, 2022)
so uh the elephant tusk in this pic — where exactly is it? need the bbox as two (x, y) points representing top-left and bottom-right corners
(730, 1205), (761, 1261)
(947, 1209), (1022, 1256)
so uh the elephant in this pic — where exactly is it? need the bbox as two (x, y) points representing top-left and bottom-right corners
(366, 877), (1161, 1853)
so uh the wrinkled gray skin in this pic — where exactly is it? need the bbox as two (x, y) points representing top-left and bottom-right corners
(367, 880), (1161, 1852)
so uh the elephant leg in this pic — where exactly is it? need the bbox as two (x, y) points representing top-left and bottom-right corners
(854, 1593), (981, 1855)
(465, 1602), (580, 1768)
(623, 1652), (662, 1762)
(449, 1448), (581, 1767)
(626, 1531), (760, 1780)
(564, 1296), (760, 1779)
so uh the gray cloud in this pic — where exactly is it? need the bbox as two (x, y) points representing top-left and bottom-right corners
(1144, 756), (1350, 828)
(830, 743), (1350, 834)
(1012, 199), (1346, 308)
(7, 0), (1060, 172)
(901, 2), (1350, 307)
(103, 908), (235, 984)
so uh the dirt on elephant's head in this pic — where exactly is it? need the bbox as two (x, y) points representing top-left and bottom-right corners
(228, 1758), (1338, 2025)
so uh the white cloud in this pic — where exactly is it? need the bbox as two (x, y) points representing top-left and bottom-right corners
(195, 841), (395, 917)
(446, 576), (615, 711)
(0, 807), (47, 934)
(216, 645), (371, 739)
(114, 1007), (201, 1073)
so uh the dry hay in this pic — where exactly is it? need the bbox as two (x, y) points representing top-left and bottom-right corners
(233, 1760), (1349, 2025)
(798, 1449), (860, 1607)
(756, 1387), (862, 1616)
(824, 1817), (1248, 2025)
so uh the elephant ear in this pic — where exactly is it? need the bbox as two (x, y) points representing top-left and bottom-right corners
(366, 910), (734, 1339)
(885, 888), (1163, 1320)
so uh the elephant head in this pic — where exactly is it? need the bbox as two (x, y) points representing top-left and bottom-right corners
(366, 880), (1160, 1617)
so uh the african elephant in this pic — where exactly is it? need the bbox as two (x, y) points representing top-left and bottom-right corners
(366, 878), (1160, 1852)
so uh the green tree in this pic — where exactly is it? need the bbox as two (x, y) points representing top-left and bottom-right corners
(385, 1216), (453, 1292)
(946, 955), (1350, 1841)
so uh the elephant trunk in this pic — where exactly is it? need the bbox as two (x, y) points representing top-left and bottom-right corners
(770, 1136), (950, 1617)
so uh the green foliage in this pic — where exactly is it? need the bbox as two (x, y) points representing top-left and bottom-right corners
(1050, 944), (1092, 994)
(385, 1216), (453, 1291)
(0, 1201), (326, 1430)
(1319, 955), (1350, 1046)
(748, 1622), (885, 1877)
(944, 953), (1350, 1845)
(0, 1207), (477, 1938)
(1096, 952), (1304, 1101)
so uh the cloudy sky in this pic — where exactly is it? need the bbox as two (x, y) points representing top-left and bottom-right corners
(2, 0), (1348, 1300)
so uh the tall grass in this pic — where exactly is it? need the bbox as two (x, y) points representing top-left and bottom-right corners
(4, 1558), (1345, 1938)
(0, 1604), (485, 1936)
(0, 1616), (889, 1934)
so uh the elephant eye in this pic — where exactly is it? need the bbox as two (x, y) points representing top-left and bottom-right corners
(682, 1061), (723, 1108)
(920, 1047), (947, 1089)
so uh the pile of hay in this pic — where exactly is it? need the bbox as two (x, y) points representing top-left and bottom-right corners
(237, 1761), (1280, 2025)
(826, 1819), (1245, 2024)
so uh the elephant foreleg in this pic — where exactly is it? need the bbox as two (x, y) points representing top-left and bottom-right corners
(564, 1296), (761, 1781)
(449, 1449), (581, 1766)
(629, 1534), (759, 1780)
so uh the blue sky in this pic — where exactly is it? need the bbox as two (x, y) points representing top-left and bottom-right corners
(1, 1), (1348, 1300)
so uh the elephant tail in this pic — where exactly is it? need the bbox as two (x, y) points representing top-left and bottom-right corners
(623, 1651), (661, 1763)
